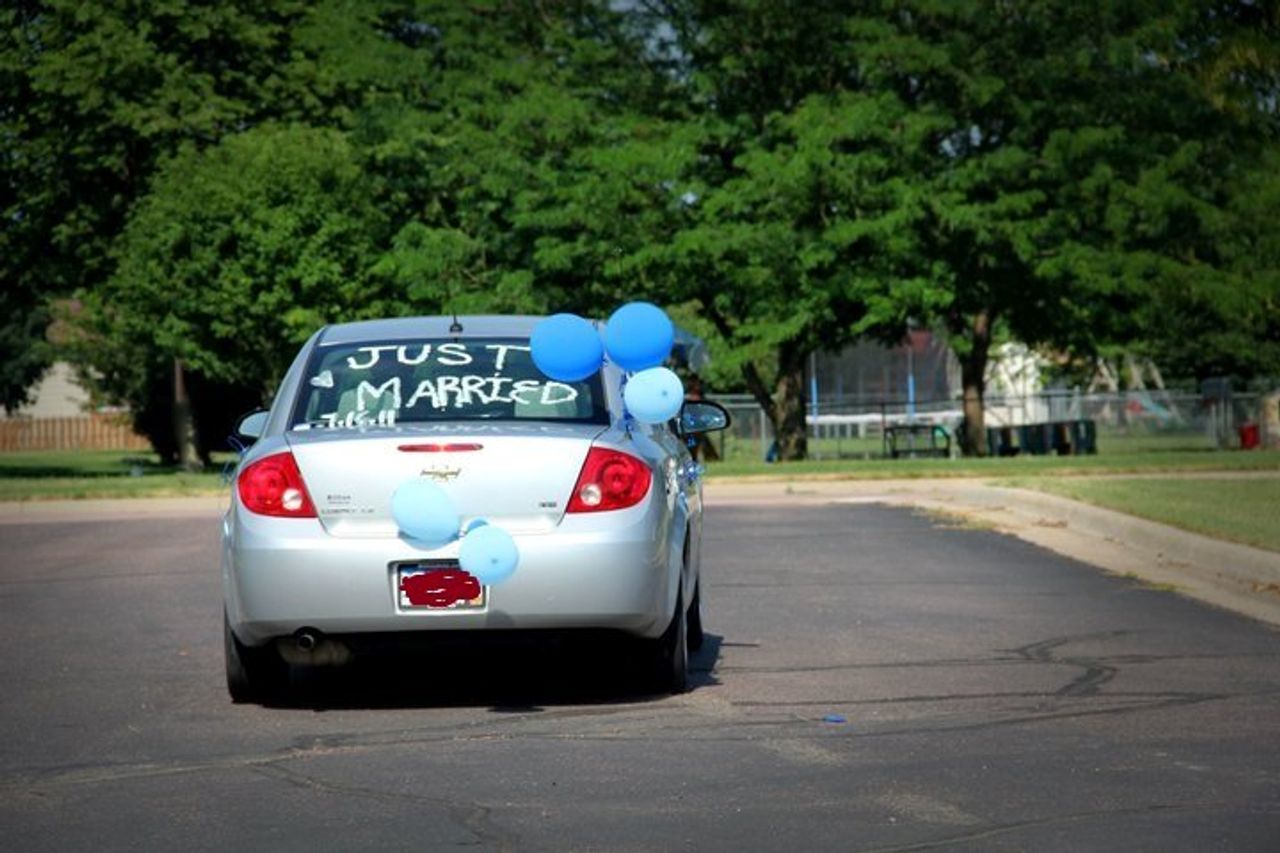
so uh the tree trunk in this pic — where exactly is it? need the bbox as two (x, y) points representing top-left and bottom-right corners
(696, 299), (810, 462)
(734, 343), (811, 462)
(172, 358), (203, 472)
(772, 353), (809, 461)
(958, 310), (993, 457)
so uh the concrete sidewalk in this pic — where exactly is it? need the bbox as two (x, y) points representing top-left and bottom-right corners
(704, 478), (1280, 629)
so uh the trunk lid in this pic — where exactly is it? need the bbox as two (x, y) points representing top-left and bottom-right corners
(287, 423), (606, 538)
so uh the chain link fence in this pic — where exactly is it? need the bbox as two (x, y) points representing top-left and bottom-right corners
(709, 389), (1278, 462)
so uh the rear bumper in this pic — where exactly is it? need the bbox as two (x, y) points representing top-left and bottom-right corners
(222, 501), (677, 646)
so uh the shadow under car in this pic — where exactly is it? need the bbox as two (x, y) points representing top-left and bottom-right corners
(255, 630), (724, 711)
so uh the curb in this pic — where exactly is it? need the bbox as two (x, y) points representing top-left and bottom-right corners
(0, 495), (228, 525)
(910, 486), (1280, 629)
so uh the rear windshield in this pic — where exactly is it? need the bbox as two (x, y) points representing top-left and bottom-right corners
(290, 338), (609, 430)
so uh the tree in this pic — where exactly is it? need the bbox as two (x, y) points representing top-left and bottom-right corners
(841, 2), (1274, 453)
(5, 0), (446, 436)
(1, 1), (322, 411)
(62, 1), (655, 459)
(30, 0), (473, 459)
(614, 1), (1277, 457)
(525, 0), (907, 460)
(357, 0), (669, 321)
(619, 98), (923, 460)
(823, 1), (1275, 454)
(1126, 148), (1280, 384)
(71, 125), (389, 464)
(21, 0), (1276, 465)
(1121, 2), (1280, 384)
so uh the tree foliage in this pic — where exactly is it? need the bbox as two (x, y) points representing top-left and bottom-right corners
(70, 126), (390, 456)
(56, 0), (656, 457)
(627, 0), (1280, 455)
(836, 0), (1277, 452)
(8, 0), (1278, 461)
(1127, 148), (1280, 383)
(1, 0), (316, 410)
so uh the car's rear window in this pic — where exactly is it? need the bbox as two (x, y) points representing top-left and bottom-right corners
(289, 337), (608, 430)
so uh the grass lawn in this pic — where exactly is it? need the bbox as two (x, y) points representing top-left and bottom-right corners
(1017, 476), (1280, 553)
(0, 450), (232, 501)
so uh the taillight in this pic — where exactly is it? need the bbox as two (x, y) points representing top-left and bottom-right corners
(566, 447), (652, 513)
(237, 451), (317, 518)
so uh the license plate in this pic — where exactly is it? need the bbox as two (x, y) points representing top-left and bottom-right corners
(396, 562), (486, 610)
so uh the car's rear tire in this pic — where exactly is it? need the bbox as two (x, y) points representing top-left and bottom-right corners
(647, 591), (688, 695)
(687, 581), (704, 653)
(224, 611), (287, 703)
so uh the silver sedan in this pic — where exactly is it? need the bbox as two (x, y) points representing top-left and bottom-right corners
(222, 315), (728, 702)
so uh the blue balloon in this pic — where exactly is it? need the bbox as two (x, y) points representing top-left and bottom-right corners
(391, 479), (460, 545)
(459, 524), (519, 585)
(530, 313), (604, 382)
(623, 366), (684, 424)
(604, 302), (674, 372)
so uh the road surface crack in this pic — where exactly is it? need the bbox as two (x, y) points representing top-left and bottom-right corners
(852, 801), (1235, 852)
(251, 761), (518, 851)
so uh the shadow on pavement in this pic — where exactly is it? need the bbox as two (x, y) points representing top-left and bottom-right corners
(263, 632), (723, 712)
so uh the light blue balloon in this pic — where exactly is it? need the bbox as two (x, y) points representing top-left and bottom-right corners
(604, 302), (674, 372)
(530, 313), (604, 382)
(391, 479), (460, 545)
(623, 366), (684, 424)
(459, 524), (519, 585)
(463, 517), (489, 535)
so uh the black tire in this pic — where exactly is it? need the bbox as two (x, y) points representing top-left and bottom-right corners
(647, 591), (688, 695)
(686, 581), (704, 653)
(224, 611), (287, 703)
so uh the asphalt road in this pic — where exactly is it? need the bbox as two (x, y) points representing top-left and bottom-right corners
(2, 500), (1279, 852)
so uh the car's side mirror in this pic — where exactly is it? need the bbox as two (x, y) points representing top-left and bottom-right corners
(235, 410), (270, 443)
(678, 401), (731, 435)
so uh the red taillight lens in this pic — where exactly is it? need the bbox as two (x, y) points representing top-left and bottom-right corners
(237, 451), (317, 518)
(566, 448), (652, 513)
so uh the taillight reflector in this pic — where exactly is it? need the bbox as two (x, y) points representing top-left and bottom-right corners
(237, 451), (317, 518)
(566, 447), (652, 513)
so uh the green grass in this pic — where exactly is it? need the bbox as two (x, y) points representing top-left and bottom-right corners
(0, 449), (167, 477)
(0, 450), (232, 501)
(1093, 433), (1218, 453)
(1017, 476), (1280, 553)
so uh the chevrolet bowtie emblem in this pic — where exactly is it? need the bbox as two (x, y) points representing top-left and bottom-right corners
(422, 466), (461, 482)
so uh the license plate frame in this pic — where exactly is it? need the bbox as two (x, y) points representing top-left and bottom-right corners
(394, 560), (487, 611)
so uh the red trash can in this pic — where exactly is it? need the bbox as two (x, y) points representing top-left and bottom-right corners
(1239, 422), (1260, 450)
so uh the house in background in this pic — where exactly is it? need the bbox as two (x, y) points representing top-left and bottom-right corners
(2, 362), (91, 419)
(0, 362), (148, 452)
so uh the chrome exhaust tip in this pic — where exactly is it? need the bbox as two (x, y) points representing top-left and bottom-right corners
(277, 630), (352, 666)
